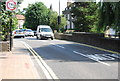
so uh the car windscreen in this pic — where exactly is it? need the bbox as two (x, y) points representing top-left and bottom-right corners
(40, 28), (52, 32)
(16, 30), (23, 32)
(26, 30), (33, 32)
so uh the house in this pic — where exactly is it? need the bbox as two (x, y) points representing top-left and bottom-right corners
(62, 1), (75, 30)
(16, 15), (25, 29)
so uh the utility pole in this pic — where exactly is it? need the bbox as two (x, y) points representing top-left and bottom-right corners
(57, 0), (61, 32)
(59, 0), (60, 16)
(9, 12), (12, 51)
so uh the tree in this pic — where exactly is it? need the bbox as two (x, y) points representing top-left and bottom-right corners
(96, 2), (120, 37)
(71, 2), (98, 32)
(24, 2), (50, 30)
(24, 2), (67, 32)
(97, 2), (114, 32)
(112, 2), (120, 34)
(49, 11), (58, 30)
(16, 9), (25, 15)
(58, 16), (67, 32)
(0, 2), (18, 41)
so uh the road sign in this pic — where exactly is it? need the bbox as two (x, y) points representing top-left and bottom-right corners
(6, 0), (17, 11)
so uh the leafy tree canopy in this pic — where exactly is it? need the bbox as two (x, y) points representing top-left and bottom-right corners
(97, 2), (120, 34)
(24, 2), (50, 30)
(24, 2), (67, 32)
(71, 2), (98, 32)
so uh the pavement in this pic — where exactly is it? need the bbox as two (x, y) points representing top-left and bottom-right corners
(0, 41), (40, 79)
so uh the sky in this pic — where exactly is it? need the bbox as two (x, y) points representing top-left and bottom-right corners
(18, 0), (102, 14)
(18, 0), (68, 14)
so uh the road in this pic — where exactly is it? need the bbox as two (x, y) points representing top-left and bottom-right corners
(13, 37), (119, 79)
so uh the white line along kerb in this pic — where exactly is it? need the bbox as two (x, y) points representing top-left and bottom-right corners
(21, 41), (59, 79)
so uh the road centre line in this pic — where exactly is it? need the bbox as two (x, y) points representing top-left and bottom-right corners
(50, 43), (65, 49)
(21, 41), (59, 79)
(73, 51), (111, 66)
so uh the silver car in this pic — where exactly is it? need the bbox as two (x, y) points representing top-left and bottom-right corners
(13, 29), (25, 38)
(24, 29), (34, 37)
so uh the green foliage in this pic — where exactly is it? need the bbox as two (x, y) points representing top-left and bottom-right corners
(71, 2), (98, 32)
(24, 2), (50, 30)
(59, 16), (67, 30)
(96, 2), (120, 34)
(97, 2), (114, 32)
(49, 11), (58, 30)
(24, 2), (67, 32)
(112, 2), (120, 34)
(16, 9), (25, 15)
(49, 11), (67, 32)
(0, 2), (18, 41)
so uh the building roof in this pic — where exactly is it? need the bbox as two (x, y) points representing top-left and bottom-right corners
(16, 15), (25, 20)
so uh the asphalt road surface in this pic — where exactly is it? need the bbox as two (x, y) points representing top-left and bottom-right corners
(13, 37), (120, 79)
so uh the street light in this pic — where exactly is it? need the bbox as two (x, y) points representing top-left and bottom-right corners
(59, 0), (60, 16)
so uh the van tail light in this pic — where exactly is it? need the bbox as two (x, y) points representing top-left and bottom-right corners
(14, 32), (16, 34)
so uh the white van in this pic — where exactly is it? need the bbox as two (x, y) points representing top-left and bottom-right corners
(36, 25), (54, 40)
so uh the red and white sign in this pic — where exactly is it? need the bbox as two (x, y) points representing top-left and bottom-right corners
(6, 0), (17, 11)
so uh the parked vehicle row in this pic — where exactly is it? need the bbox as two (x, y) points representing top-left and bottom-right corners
(13, 25), (54, 40)
(13, 29), (34, 38)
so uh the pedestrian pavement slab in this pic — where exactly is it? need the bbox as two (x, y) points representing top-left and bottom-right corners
(0, 42), (40, 79)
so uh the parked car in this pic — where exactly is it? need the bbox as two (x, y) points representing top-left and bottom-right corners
(13, 29), (25, 38)
(24, 29), (34, 37)
(36, 25), (54, 40)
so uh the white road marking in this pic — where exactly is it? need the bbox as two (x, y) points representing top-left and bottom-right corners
(107, 54), (120, 59)
(98, 54), (115, 60)
(22, 41), (59, 79)
(73, 51), (111, 66)
(50, 43), (65, 49)
(54, 39), (119, 54)
(40, 40), (48, 42)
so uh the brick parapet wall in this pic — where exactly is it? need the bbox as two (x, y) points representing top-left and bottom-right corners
(54, 32), (120, 53)
(0, 41), (10, 52)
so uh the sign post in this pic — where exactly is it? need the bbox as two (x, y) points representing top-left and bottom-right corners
(6, 0), (17, 51)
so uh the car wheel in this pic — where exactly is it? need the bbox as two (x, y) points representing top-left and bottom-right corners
(36, 36), (39, 39)
(51, 37), (53, 40)
(39, 36), (41, 40)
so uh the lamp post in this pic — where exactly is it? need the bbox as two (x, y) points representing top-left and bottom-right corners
(9, 12), (12, 51)
(59, 0), (60, 16)
(57, 0), (61, 32)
